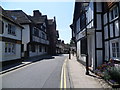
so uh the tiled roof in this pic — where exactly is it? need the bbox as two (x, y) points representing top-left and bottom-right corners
(0, 6), (23, 28)
(5, 10), (32, 24)
(29, 15), (47, 24)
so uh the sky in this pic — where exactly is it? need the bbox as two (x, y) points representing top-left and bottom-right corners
(1, 1), (75, 44)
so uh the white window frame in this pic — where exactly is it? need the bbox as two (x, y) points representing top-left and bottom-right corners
(5, 42), (16, 55)
(8, 24), (16, 36)
(111, 41), (120, 59)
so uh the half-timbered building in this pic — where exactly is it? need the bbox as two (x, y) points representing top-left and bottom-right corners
(70, 2), (120, 70)
(6, 10), (49, 58)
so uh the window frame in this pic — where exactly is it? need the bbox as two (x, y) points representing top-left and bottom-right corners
(8, 24), (16, 36)
(31, 45), (36, 52)
(5, 42), (16, 55)
(111, 42), (120, 58)
(39, 45), (42, 52)
(109, 6), (119, 21)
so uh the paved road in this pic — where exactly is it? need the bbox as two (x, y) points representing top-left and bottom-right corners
(2, 54), (68, 88)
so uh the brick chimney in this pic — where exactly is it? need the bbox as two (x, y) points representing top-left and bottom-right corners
(33, 10), (42, 17)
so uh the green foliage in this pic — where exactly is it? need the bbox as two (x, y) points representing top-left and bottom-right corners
(108, 66), (120, 84)
(103, 70), (111, 81)
(103, 66), (120, 84)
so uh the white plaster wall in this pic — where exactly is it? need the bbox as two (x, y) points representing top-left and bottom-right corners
(96, 2), (102, 12)
(97, 50), (103, 66)
(22, 25), (30, 44)
(87, 33), (95, 70)
(1, 19), (22, 40)
(96, 14), (102, 30)
(96, 32), (102, 48)
(87, 34), (95, 68)
(22, 25), (30, 51)
(1, 42), (21, 62)
(105, 41), (109, 61)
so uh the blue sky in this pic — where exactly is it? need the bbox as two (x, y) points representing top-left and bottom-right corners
(1, 2), (74, 44)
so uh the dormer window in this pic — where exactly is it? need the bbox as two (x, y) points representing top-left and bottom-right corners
(11, 16), (17, 20)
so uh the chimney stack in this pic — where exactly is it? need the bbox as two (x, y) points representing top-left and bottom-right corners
(33, 10), (42, 17)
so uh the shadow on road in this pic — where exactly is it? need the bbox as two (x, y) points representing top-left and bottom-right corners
(1, 54), (67, 71)
(2, 55), (54, 71)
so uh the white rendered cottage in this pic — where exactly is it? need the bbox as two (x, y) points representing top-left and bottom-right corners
(0, 7), (23, 62)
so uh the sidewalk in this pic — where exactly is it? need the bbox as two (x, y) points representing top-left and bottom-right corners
(68, 55), (112, 88)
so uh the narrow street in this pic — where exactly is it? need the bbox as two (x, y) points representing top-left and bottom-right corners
(2, 54), (69, 88)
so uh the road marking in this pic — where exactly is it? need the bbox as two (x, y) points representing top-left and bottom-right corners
(64, 62), (66, 89)
(60, 62), (64, 89)
(60, 59), (67, 89)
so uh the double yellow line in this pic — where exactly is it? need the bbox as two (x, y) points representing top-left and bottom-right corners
(60, 59), (67, 89)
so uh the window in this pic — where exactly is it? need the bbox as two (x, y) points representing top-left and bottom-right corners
(0, 20), (4, 34)
(5, 43), (8, 53)
(42, 32), (45, 39)
(111, 10), (114, 20)
(45, 47), (47, 52)
(112, 42), (120, 58)
(31, 45), (35, 52)
(8, 24), (16, 35)
(110, 6), (118, 21)
(5, 42), (16, 54)
(33, 28), (39, 37)
(80, 13), (86, 30)
(114, 6), (118, 18)
(81, 38), (87, 54)
(39, 45), (42, 52)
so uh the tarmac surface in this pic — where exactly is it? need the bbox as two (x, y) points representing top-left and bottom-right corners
(2, 54), (68, 88)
